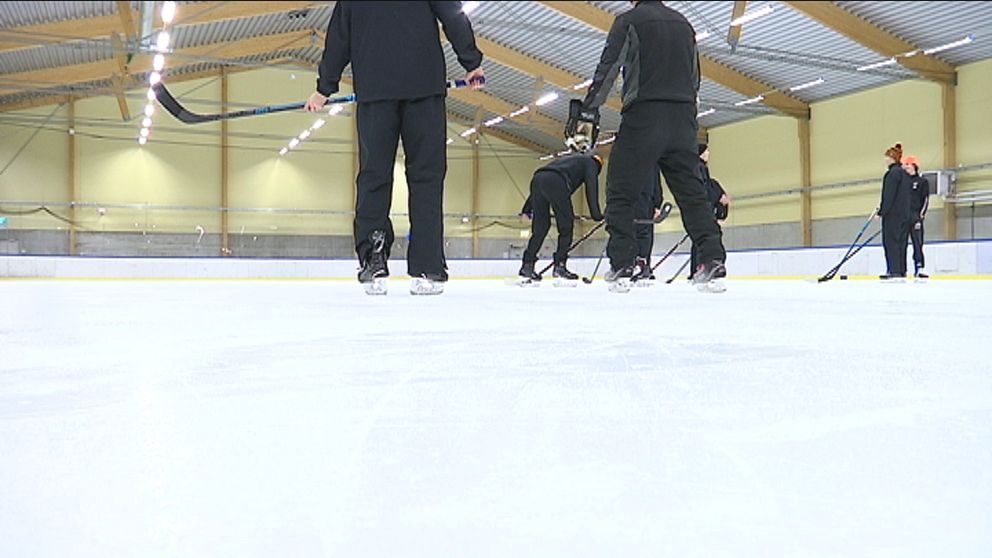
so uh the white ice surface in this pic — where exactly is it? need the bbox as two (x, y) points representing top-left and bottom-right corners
(2, 279), (991, 557)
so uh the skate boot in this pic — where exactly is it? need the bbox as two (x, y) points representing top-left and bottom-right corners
(411, 270), (447, 296)
(359, 230), (389, 295)
(552, 261), (579, 288)
(692, 260), (727, 293)
(634, 257), (655, 287)
(515, 262), (542, 286)
(914, 264), (929, 282)
(604, 265), (634, 293)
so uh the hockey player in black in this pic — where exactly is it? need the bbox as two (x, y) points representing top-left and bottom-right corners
(519, 153), (605, 282)
(877, 143), (912, 279)
(689, 143), (730, 279)
(902, 155), (930, 279)
(569, 0), (727, 293)
(634, 169), (665, 281)
(306, 1), (484, 295)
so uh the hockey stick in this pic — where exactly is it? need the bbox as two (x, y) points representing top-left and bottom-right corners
(817, 209), (877, 282)
(154, 77), (485, 124)
(819, 229), (882, 282)
(581, 244), (608, 284)
(665, 257), (692, 284)
(651, 233), (690, 273)
(632, 201), (674, 225)
(537, 219), (605, 276)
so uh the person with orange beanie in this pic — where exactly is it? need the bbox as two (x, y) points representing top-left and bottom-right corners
(877, 143), (912, 279)
(902, 155), (930, 279)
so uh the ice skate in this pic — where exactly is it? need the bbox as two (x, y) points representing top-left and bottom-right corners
(359, 230), (389, 295)
(552, 262), (579, 288)
(511, 262), (542, 287)
(692, 260), (727, 293)
(411, 271), (447, 295)
(634, 257), (655, 287)
(604, 265), (633, 293)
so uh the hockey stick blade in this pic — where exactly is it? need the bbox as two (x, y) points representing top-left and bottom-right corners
(153, 77), (484, 124)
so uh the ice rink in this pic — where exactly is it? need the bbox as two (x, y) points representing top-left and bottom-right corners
(2, 278), (991, 556)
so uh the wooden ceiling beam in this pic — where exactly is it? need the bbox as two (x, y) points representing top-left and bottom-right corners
(783, 1), (955, 84)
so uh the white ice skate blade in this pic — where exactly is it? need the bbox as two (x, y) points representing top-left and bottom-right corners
(553, 278), (578, 288)
(410, 278), (444, 296)
(695, 278), (726, 293)
(363, 278), (388, 296)
(607, 279), (631, 294)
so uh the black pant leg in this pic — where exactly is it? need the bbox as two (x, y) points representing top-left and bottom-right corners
(882, 216), (901, 275)
(523, 176), (553, 264)
(398, 95), (447, 276)
(655, 103), (725, 268)
(545, 180), (575, 263)
(605, 106), (663, 270)
(911, 220), (925, 269)
(690, 243), (698, 278)
(635, 192), (653, 260)
(897, 218), (911, 276)
(355, 101), (401, 262)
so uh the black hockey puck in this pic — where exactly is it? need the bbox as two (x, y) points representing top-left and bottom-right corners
(840, 275), (848, 280)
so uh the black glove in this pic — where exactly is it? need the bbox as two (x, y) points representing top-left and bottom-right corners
(564, 99), (599, 151)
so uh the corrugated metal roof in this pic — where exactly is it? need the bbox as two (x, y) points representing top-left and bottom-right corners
(840, 1), (992, 66)
(0, 1), (116, 28)
(3, 0), (992, 136)
(171, 7), (332, 50)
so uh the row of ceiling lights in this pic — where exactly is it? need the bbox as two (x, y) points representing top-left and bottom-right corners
(137, 1), (177, 146)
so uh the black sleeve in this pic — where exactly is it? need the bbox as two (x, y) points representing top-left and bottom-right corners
(316, 2), (351, 96)
(920, 177), (930, 218)
(584, 160), (603, 221)
(430, 1), (483, 72)
(520, 195), (533, 216)
(582, 15), (629, 110)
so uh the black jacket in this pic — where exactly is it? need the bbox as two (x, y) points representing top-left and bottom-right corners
(699, 161), (728, 219)
(317, 1), (483, 102)
(880, 163), (912, 218)
(909, 174), (930, 218)
(583, 1), (700, 112)
(522, 154), (604, 221)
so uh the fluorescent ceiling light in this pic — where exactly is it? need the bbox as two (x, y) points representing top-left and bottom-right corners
(535, 92), (559, 106)
(279, 147), (288, 156)
(572, 79), (593, 90)
(734, 95), (764, 107)
(789, 77), (825, 92)
(311, 119), (326, 129)
(161, 1), (177, 24)
(730, 5), (773, 26)
(460, 127), (477, 137)
(695, 31), (711, 41)
(856, 57), (897, 71)
(462, 1), (480, 15)
(697, 108), (716, 118)
(539, 155), (554, 161)
(289, 138), (300, 148)
(509, 106), (530, 117)
(328, 105), (344, 115)
(446, 138), (454, 145)
(484, 116), (504, 127)
(298, 130), (311, 140)
(923, 35), (974, 55)
(156, 31), (170, 52)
